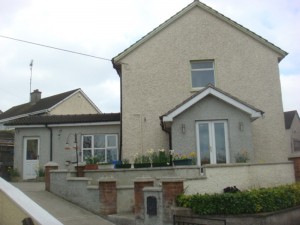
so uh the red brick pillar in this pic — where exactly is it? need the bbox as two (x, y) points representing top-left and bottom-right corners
(134, 177), (154, 219)
(162, 178), (184, 223)
(75, 165), (85, 177)
(44, 162), (58, 192)
(289, 156), (300, 182)
(99, 178), (117, 215)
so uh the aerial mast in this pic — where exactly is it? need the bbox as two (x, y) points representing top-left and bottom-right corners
(29, 59), (33, 97)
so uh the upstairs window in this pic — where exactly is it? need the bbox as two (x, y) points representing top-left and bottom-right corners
(191, 61), (215, 88)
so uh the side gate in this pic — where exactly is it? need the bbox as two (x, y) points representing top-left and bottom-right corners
(173, 215), (226, 225)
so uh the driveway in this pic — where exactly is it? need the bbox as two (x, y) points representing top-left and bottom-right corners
(12, 182), (115, 225)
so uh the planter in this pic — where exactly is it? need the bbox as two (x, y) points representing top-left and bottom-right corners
(173, 158), (193, 166)
(152, 162), (169, 167)
(85, 164), (98, 170)
(133, 163), (151, 168)
(10, 176), (21, 182)
(115, 164), (132, 169)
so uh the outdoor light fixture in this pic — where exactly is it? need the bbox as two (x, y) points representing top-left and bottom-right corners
(239, 122), (244, 131)
(182, 124), (186, 133)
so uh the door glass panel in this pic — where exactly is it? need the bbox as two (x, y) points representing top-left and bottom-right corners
(83, 136), (92, 148)
(26, 139), (38, 160)
(214, 123), (226, 163)
(198, 123), (210, 165)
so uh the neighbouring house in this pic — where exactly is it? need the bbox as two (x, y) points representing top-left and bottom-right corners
(284, 110), (300, 154)
(0, 130), (14, 180)
(112, 0), (290, 165)
(5, 114), (120, 180)
(1, 88), (113, 179)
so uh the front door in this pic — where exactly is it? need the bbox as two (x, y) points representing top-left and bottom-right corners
(23, 137), (39, 179)
(196, 121), (229, 166)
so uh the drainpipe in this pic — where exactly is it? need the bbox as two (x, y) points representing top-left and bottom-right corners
(45, 125), (53, 161)
(160, 119), (172, 150)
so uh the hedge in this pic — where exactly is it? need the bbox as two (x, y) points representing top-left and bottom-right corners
(176, 183), (300, 215)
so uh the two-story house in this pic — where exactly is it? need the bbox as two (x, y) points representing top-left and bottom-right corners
(112, 0), (289, 165)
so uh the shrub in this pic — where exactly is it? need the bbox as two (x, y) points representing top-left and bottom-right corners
(176, 183), (300, 215)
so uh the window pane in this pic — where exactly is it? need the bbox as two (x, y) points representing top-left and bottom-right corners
(94, 135), (105, 148)
(83, 150), (92, 160)
(107, 148), (118, 163)
(107, 135), (117, 147)
(26, 139), (38, 160)
(191, 61), (213, 69)
(83, 136), (92, 148)
(192, 70), (214, 87)
(94, 149), (105, 162)
(198, 123), (210, 165)
(214, 123), (226, 163)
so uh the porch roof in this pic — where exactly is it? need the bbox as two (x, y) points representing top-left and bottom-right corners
(160, 85), (264, 124)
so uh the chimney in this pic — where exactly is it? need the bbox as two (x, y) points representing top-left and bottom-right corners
(30, 89), (42, 104)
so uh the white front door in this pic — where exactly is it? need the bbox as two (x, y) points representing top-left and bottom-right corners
(23, 137), (40, 179)
(196, 121), (229, 166)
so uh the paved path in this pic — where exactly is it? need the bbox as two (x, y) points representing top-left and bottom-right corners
(12, 182), (115, 225)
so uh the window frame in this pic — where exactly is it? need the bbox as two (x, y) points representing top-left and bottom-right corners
(81, 134), (118, 163)
(190, 60), (215, 89)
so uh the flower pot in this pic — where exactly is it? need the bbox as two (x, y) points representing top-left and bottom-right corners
(152, 162), (169, 167)
(115, 164), (132, 169)
(173, 158), (193, 166)
(133, 163), (151, 168)
(85, 164), (98, 170)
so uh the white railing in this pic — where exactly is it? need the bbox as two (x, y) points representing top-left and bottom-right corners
(0, 177), (63, 225)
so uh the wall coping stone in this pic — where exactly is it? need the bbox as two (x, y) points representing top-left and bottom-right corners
(117, 185), (134, 190)
(159, 177), (185, 182)
(134, 176), (155, 182)
(67, 177), (92, 181)
(98, 177), (116, 182)
(44, 161), (59, 167)
(51, 169), (68, 173)
(87, 185), (98, 190)
(204, 162), (293, 168)
(288, 154), (300, 159)
(143, 186), (162, 192)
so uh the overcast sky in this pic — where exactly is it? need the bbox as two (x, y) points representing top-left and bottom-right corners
(0, 0), (299, 114)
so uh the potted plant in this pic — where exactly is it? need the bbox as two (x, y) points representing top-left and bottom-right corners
(8, 167), (21, 182)
(133, 153), (151, 168)
(115, 158), (132, 169)
(151, 149), (170, 167)
(84, 156), (100, 170)
(35, 166), (45, 182)
(173, 151), (196, 166)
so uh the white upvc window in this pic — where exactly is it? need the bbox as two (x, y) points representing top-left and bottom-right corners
(81, 134), (118, 163)
(191, 60), (215, 88)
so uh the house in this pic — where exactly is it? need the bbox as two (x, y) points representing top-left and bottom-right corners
(112, 0), (290, 165)
(5, 114), (120, 180)
(0, 88), (101, 128)
(0, 130), (14, 180)
(1, 88), (114, 179)
(284, 110), (300, 154)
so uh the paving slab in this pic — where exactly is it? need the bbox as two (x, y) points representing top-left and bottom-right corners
(12, 182), (115, 225)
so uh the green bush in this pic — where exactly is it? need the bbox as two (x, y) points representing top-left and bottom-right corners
(176, 183), (300, 215)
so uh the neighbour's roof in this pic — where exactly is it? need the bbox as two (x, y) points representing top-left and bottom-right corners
(161, 84), (264, 123)
(4, 113), (120, 126)
(284, 110), (299, 129)
(112, 0), (287, 72)
(0, 89), (80, 122)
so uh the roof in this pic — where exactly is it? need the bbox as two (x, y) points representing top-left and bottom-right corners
(112, 0), (287, 72)
(0, 89), (101, 123)
(4, 113), (120, 127)
(160, 85), (264, 123)
(284, 110), (299, 129)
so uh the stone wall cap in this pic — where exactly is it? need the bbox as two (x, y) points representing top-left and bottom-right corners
(44, 161), (59, 167)
(98, 177), (116, 182)
(159, 177), (185, 182)
(143, 186), (162, 192)
(67, 177), (92, 181)
(134, 176), (155, 182)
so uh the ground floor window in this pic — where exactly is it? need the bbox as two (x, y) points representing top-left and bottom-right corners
(81, 134), (118, 163)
